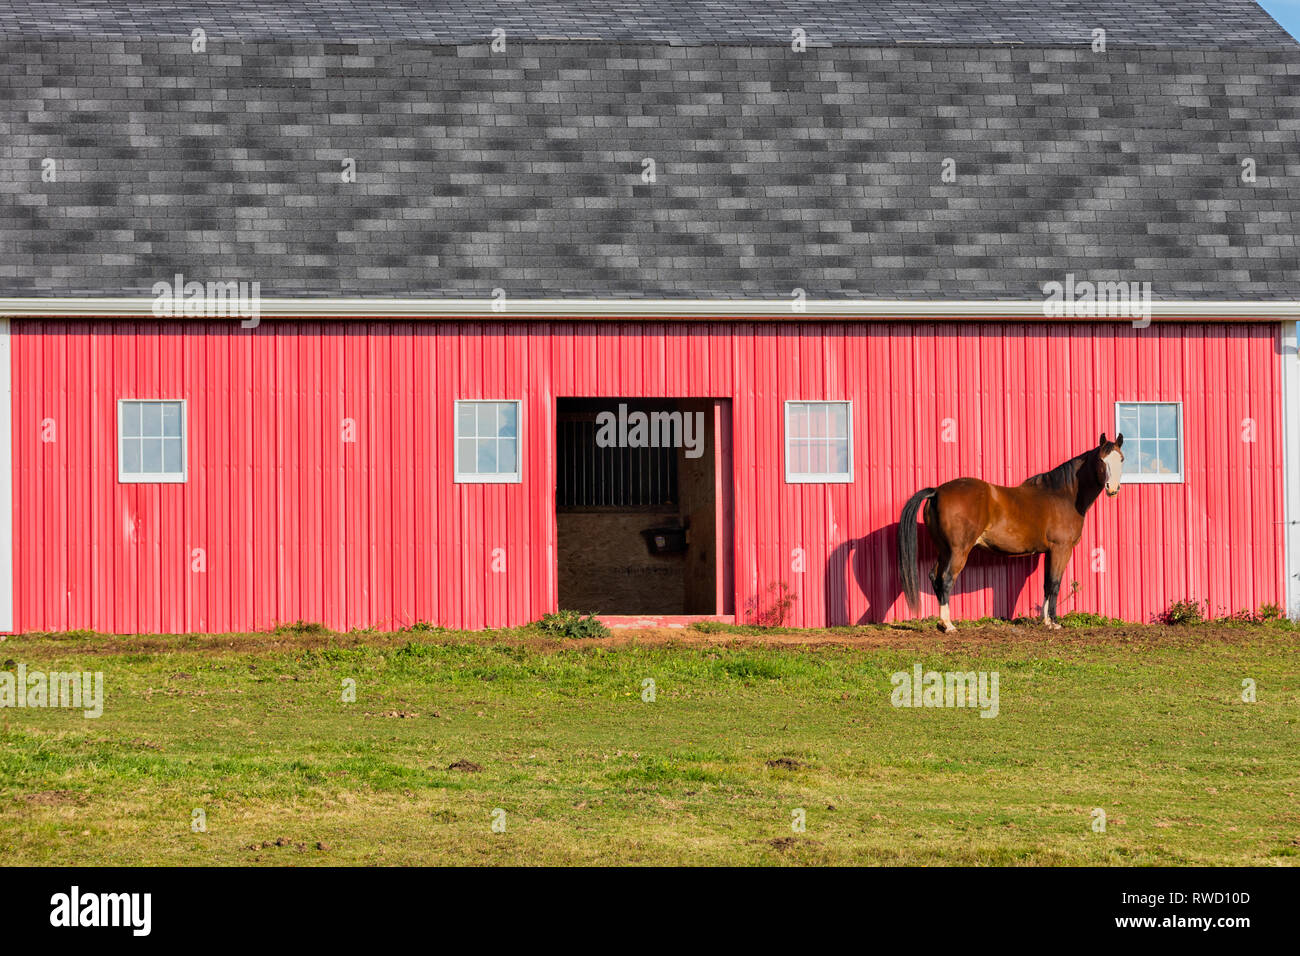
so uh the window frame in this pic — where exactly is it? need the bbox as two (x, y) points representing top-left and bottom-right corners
(117, 398), (188, 484)
(1114, 400), (1184, 484)
(783, 399), (854, 484)
(454, 399), (523, 484)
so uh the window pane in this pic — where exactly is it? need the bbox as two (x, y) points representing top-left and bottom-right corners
(121, 403), (142, 437)
(142, 438), (163, 474)
(1157, 404), (1178, 439)
(121, 438), (141, 474)
(1157, 440), (1179, 475)
(476, 438), (497, 473)
(163, 437), (183, 474)
(830, 403), (848, 439)
(477, 404), (497, 438)
(807, 441), (828, 475)
(789, 439), (809, 475)
(832, 439), (850, 475)
(162, 403), (182, 437)
(457, 438), (476, 473)
(1136, 439), (1157, 474)
(800, 405), (819, 438)
(1118, 404), (1139, 437)
(457, 403), (476, 438)
(1138, 404), (1158, 438)
(497, 403), (517, 438)
(498, 438), (517, 475)
(788, 403), (808, 438)
(141, 402), (163, 437)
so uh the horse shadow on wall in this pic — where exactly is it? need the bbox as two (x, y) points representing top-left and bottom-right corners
(825, 522), (1040, 626)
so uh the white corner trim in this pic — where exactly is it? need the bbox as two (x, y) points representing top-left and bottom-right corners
(1282, 320), (1300, 620)
(3, 297), (1300, 320)
(0, 318), (12, 632)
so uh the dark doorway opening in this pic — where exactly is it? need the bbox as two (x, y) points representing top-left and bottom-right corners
(556, 398), (732, 615)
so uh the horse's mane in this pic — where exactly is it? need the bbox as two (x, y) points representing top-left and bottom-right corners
(1023, 449), (1094, 491)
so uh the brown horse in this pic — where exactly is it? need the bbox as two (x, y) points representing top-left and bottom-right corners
(897, 434), (1125, 632)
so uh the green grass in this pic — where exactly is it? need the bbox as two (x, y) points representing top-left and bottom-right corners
(1, 626), (1298, 865)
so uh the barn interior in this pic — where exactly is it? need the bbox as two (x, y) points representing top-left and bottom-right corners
(556, 398), (721, 615)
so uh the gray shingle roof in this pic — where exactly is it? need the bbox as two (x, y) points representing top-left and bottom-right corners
(0, 0), (1294, 48)
(2, 4), (1299, 300)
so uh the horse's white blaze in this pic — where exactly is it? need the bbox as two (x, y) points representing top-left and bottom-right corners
(1102, 448), (1123, 496)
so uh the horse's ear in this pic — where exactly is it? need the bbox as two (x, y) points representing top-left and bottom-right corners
(1099, 432), (1108, 445)
(1115, 433), (1124, 448)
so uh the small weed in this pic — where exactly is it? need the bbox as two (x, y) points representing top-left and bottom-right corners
(536, 610), (611, 640)
(274, 621), (331, 636)
(1161, 600), (1206, 626)
(743, 582), (797, 628)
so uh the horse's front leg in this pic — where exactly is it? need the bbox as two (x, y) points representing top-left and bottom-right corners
(1043, 546), (1072, 630)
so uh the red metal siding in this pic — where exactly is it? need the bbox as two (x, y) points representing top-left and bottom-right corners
(9, 320), (1286, 632)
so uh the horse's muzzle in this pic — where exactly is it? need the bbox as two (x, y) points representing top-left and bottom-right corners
(1106, 488), (1119, 498)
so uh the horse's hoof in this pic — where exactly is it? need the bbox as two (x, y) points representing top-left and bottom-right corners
(942, 623), (957, 634)
(1045, 620), (1062, 631)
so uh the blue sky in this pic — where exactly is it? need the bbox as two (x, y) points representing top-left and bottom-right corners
(1258, 0), (1300, 40)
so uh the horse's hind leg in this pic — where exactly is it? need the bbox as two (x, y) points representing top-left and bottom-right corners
(932, 546), (971, 634)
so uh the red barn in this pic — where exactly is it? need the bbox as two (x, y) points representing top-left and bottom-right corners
(2, 0), (1298, 633)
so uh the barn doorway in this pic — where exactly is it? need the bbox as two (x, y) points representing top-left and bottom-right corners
(555, 398), (733, 616)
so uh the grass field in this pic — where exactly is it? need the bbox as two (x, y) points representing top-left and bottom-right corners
(1, 618), (1298, 866)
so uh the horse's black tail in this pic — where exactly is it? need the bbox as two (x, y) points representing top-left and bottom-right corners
(897, 487), (937, 614)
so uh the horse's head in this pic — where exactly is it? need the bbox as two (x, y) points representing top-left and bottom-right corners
(1097, 433), (1125, 497)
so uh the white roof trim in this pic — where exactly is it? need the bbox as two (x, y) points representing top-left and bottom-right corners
(2, 297), (1300, 319)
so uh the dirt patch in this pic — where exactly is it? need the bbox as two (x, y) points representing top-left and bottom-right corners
(21, 790), (83, 807)
(769, 836), (821, 852)
(766, 758), (805, 771)
(447, 759), (483, 773)
(246, 837), (310, 853)
(246, 837), (326, 852)
(364, 710), (423, 719)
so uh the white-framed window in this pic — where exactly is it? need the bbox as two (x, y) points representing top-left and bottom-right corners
(784, 400), (853, 483)
(118, 399), (187, 483)
(1115, 401), (1183, 483)
(455, 400), (521, 483)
